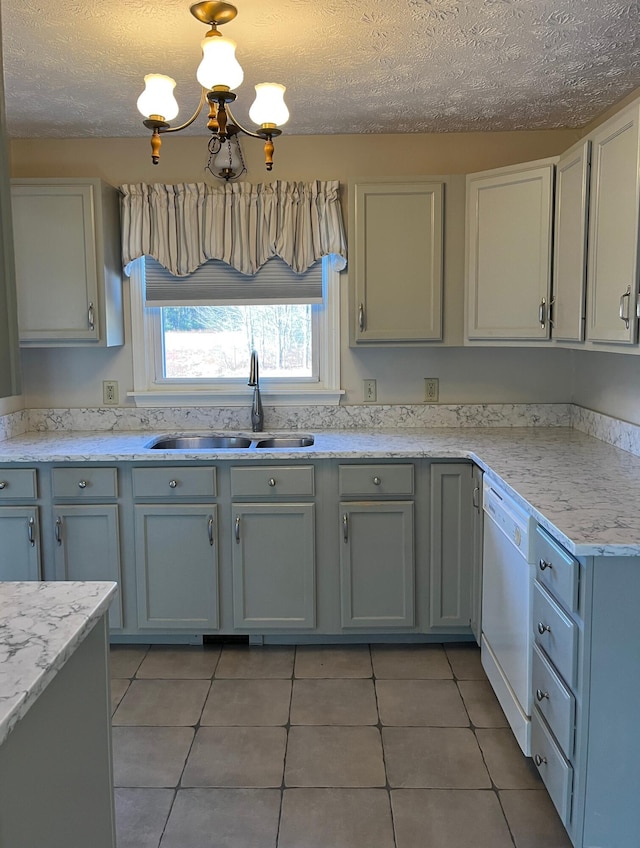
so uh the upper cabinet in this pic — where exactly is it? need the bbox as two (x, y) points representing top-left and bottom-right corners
(465, 159), (555, 341)
(585, 102), (640, 346)
(350, 179), (443, 343)
(11, 178), (124, 347)
(552, 139), (591, 342)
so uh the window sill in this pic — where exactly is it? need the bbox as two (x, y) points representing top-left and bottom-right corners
(127, 388), (345, 408)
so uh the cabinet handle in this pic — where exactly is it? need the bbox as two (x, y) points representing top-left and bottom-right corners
(235, 515), (241, 543)
(88, 302), (95, 331)
(207, 515), (214, 546)
(539, 298), (547, 328)
(343, 512), (349, 542)
(27, 516), (35, 547)
(373, 476), (381, 486)
(534, 754), (547, 767)
(472, 485), (480, 510)
(0, 481), (6, 490)
(538, 558), (553, 571)
(358, 302), (365, 332)
(537, 622), (551, 635)
(55, 516), (63, 546)
(78, 480), (87, 489)
(619, 286), (631, 329)
(169, 479), (178, 489)
(268, 477), (276, 487)
(536, 688), (549, 702)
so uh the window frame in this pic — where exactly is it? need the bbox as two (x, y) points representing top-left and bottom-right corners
(127, 256), (343, 407)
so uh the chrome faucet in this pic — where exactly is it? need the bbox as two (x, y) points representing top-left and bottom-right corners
(248, 350), (264, 432)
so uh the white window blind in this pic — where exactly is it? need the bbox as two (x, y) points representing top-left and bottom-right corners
(144, 256), (323, 306)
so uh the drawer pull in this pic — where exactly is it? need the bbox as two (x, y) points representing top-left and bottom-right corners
(268, 478), (276, 487)
(538, 558), (553, 571)
(537, 622), (551, 635)
(207, 515), (214, 546)
(235, 515), (241, 543)
(169, 479), (178, 489)
(343, 512), (349, 542)
(0, 481), (6, 490)
(55, 516), (63, 546)
(536, 688), (549, 702)
(27, 516), (35, 547)
(373, 476), (381, 486)
(78, 480), (88, 489)
(534, 754), (547, 767)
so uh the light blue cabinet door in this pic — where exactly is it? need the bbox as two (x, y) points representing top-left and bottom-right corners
(0, 506), (40, 580)
(340, 501), (415, 628)
(134, 505), (219, 630)
(52, 504), (122, 629)
(429, 463), (475, 629)
(232, 503), (315, 629)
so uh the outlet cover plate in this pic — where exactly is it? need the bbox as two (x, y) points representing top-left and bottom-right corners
(363, 379), (377, 402)
(103, 380), (119, 405)
(424, 377), (439, 403)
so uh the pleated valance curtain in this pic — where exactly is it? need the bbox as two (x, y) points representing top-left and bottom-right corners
(120, 180), (347, 278)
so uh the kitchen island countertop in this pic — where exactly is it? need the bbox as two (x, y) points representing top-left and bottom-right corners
(0, 427), (639, 556)
(0, 581), (116, 745)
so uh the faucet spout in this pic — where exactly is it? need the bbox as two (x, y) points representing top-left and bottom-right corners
(248, 350), (264, 432)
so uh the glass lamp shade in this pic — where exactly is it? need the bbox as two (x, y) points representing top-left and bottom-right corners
(213, 138), (243, 172)
(249, 83), (290, 127)
(137, 74), (179, 121)
(196, 36), (244, 90)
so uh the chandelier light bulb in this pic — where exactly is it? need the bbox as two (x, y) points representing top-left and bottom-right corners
(249, 83), (290, 127)
(137, 74), (179, 121)
(196, 36), (244, 91)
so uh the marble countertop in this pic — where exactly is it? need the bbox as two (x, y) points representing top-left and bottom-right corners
(0, 427), (639, 556)
(0, 581), (116, 745)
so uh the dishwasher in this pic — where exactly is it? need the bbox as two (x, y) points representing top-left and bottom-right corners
(481, 479), (536, 755)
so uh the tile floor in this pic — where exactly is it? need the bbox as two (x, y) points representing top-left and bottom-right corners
(110, 642), (572, 848)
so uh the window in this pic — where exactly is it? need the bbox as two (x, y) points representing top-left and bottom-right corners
(128, 256), (342, 406)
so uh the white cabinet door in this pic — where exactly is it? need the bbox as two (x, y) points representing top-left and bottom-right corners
(466, 160), (554, 340)
(11, 179), (124, 347)
(586, 103), (640, 344)
(352, 181), (443, 342)
(552, 140), (590, 342)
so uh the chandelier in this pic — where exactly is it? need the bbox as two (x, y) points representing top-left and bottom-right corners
(136, 1), (289, 178)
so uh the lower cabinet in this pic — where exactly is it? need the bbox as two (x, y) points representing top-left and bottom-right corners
(53, 504), (122, 628)
(429, 463), (477, 630)
(0, 506), (41, 580)
(339, 500), (414, 628)
(231, 503), (316, 629)
(134, 505), (219, 630)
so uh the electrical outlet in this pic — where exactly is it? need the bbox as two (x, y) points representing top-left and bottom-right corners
(424, 377), (439, 403)
(103, 380), (119, 405)
(363, 379), (377, 402)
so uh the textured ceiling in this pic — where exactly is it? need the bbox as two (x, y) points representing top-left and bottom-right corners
(2, 0), (639, 139)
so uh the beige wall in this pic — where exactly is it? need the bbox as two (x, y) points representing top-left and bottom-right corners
(3, 127), (596, 410)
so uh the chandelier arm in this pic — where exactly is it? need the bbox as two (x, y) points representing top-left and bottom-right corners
(225, 104), (265, 140)
(160, 88), (209, 134)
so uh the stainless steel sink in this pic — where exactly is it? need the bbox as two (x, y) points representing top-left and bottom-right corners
(147, 435), (253, 450)
(255, 435), (315, 448)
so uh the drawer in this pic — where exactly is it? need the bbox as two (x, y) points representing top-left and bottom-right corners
(132, 467), (217, 499)
(531, 708), (573, 827)
(52, 467), (118, 499)
(339, 464), (414, 497)
(231, 466), (314, 497)
(533, 581), (578, 689)
(534, 525), (579, 613)
(532, 643), (575, 758)
(0, 468), (37, 500)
